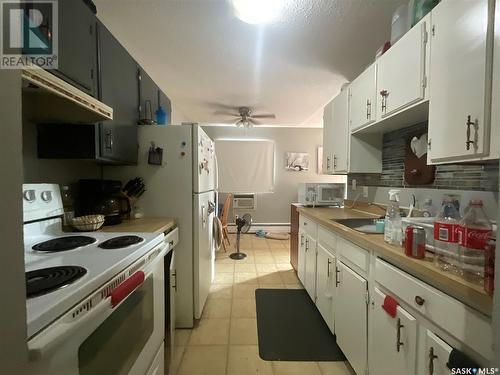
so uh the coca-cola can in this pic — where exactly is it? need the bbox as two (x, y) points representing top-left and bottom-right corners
(484, 238), (496, 296)
(405, 225), (426, 259)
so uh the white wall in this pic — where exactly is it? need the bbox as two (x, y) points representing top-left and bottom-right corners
(203, 126), (346, 224)
(0, 71), (27, 373)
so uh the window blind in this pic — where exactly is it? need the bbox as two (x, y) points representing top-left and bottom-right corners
(215, 139), (274, 193)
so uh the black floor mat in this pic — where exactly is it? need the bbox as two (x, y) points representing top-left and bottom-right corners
(255, 288), (346, 362)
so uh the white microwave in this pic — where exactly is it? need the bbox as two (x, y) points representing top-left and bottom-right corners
(298, 183), (345, 207)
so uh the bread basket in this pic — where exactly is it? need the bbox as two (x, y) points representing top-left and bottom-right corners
(71, 215), (105, 231)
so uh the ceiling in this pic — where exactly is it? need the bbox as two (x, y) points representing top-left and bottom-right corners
(94, 0), (405, 127)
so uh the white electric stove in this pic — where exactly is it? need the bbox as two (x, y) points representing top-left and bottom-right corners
(23, 184), (175, 375)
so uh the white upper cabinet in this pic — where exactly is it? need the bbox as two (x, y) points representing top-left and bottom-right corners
(427, 0), (493, 163)
(376, 15), (430, 121)
(323, 89), (349, 174)
(349, 64), (377, 131)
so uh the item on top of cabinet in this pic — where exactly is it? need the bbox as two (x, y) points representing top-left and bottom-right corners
(384, 189), (403, 246)
(71, 214), (105, 231)
(148, 142), (164, 165)
(484, 238), (496, 296)
(434, 196), (462, 273)
(155, 105), (167, 125)
(404, 225), (426, 259)
(422, 197), (436, 217)
(138, 100), (157, 125)
(457, 200), (493, 283)
(390, 3), (411, 45)
(375, 41), (391, 59)
(61, 185), (75, 230)
(410, 0), (440, 27)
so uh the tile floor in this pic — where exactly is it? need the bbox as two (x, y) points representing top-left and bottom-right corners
(168, 234), (355, 375)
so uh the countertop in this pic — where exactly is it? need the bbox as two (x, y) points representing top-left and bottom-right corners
(297, 206), (493, 317)
(98, 217), (176, 234)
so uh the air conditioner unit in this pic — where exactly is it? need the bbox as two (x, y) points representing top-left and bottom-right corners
(233, 194), (255, 210)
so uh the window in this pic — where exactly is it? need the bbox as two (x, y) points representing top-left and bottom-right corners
(215, 139), (274, 193)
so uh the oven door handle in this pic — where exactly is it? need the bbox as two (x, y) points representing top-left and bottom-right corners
(28, 248), (166, 359)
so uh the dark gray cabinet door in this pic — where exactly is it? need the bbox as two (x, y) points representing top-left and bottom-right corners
(139, 68), (159, 122)
(53, 0), (97, 96)
(97, 21), (139, 164)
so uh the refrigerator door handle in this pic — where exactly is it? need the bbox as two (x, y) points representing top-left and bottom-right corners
(201, 204), (207, 228)
(214, 153), (219, 191)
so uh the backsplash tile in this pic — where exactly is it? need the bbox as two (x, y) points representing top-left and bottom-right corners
(348, 123), (499, 192)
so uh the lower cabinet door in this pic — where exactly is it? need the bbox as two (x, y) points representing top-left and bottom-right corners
(304, 235), (317, 300)
(315, 243), (336, 333)
(425, 330), (453, 375)
(335, 261), (368, 375)
(371, 287), (417, 375)
(297, 231), (306, 284)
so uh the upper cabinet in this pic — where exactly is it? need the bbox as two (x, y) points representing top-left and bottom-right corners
(98, 22), (139, 125)
(323, 89), (382, 174)
(326, 89), (349, 173)
(53, 0), (97, 97)
(376, 15), (430, 120)
(349, 64), (377, 132)
(427, 0), (494, 163)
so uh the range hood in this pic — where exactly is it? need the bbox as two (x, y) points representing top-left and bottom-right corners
(22, 67), (113, 124)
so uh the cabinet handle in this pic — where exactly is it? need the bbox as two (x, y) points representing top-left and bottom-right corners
(415, 295), (425, 306)
(172, 270), (177, 292)
(327, 258), (332, 277)
(333, 155), (337, 168)
(300, 234), (304, 247)
(428, 347), (438, 375)
(305, 238), (309, 252)
(326, 156), (331, 171)
(396, 318), (404, 352)
(366, 99), (371, 119)
(380, 90), (388, 114)
(465, 115), (478, 151)
(335, 266), (340, 287)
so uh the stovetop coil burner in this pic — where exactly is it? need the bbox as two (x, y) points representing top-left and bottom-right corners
(32, 236), (97, 252)
(26, 266), (87, 298)
(98, 235), (144, 249)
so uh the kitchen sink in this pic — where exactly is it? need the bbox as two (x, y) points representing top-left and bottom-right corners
(332, 218), (384, 234)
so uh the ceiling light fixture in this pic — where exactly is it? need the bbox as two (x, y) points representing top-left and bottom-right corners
(231, 0), (285, 25)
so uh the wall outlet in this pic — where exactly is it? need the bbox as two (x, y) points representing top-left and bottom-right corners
(352, 179), (357, 191)
(363, 186), (369, 198)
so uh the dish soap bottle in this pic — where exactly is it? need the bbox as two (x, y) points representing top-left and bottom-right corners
(384, 189), (402, 246)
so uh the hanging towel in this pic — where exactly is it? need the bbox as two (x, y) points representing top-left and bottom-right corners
(446, 348), (479, 371)
(382, 295), (399, 318)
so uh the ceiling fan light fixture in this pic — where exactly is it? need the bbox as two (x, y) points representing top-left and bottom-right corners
(231, 0), (284, 25)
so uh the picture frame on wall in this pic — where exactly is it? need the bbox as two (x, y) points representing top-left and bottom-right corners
(285, 152), (309, 172)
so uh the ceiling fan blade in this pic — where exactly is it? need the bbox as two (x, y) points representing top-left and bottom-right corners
(214, 110), (240, 117)
(250, 113), (276, 119)
(249, 118), (262, 125)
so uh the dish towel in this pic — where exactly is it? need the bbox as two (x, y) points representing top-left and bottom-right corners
(382, 295), (399, 318)
(446, 348), (479, 371)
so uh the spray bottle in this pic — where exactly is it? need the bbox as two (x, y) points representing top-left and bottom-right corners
(384, 189), (402, 246)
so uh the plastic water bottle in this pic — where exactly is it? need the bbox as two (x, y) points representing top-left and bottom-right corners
(433, 196), (461, 273)
(384, 190), (402, 246)
(458, 200), (493, 283)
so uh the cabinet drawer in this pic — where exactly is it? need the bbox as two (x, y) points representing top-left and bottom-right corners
(317, 225), (336, 252)
(375, 258), (492, 359)
(336, 236), (369, 272)
(299, 215), (317, 237)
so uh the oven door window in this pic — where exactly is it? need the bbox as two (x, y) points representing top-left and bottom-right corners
(78, 277), (154, 375)
(319, 187), (335, 202)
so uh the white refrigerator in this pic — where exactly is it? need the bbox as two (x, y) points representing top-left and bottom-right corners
(105, 124), (217, 327)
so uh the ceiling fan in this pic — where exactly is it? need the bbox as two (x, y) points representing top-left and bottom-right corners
(214, 105), (276, 127)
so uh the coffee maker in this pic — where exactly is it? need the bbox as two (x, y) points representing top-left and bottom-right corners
(76, 179), (131, 226)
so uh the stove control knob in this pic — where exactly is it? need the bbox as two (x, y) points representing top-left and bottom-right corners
(24, 190), (36, 202)
(41, 191), (52, 202)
